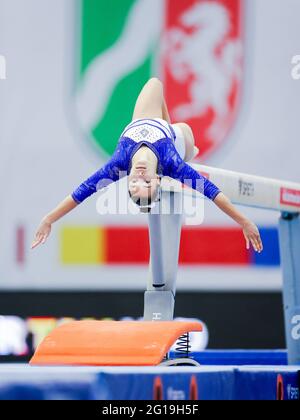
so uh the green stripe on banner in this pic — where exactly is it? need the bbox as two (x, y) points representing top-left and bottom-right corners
(92, 56), (153, 156)
(79, 0), (154, 156)
(81, 0), (136, 75)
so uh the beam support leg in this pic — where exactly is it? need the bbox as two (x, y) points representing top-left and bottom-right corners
(144, 191), (183, 321)
(279, 213), (300, 365)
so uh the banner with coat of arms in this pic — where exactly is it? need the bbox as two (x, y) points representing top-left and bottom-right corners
(1, 0), (300, 290)
(75, 0), (244, 160)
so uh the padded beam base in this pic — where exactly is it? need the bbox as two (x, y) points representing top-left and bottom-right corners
(30, 320), (202, 366)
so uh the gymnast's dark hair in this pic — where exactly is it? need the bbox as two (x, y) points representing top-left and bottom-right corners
(128, 186), (161, 213)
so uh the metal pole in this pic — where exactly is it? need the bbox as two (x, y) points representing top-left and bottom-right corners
(278, 212), (300, 364)
(143, 190), (183, 321)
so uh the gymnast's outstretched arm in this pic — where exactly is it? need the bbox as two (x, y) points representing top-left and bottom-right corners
(31, 195), (78, 249)
(163, 151), (263, 253)
(31, 140), (128, 250)
(213, 192), (263, 253)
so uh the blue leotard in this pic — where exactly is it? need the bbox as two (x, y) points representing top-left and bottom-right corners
(71, 118), (221, 204)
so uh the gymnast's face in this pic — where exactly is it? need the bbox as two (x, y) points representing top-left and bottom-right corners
(128, 164), (160, 204)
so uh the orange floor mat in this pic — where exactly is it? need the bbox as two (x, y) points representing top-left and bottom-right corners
(30, 320), (202, 366)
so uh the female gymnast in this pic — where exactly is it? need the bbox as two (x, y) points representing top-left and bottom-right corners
(32, 78), (263, 253)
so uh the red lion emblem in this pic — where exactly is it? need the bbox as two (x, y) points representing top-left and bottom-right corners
(163, 0), (244, 161)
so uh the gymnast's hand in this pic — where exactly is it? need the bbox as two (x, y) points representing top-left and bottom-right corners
(31, 195), (79, 250)
(213, 193), (263, 253)
(242, 220), (263, 253)
(31, 218), (52, 249)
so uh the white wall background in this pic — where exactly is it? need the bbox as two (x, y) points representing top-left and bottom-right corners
(0, 0), (299, 291)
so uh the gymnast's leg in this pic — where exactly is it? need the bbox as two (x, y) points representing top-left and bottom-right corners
(132, 78), (198, 161)
(132, 78), (171, 123)
(172, 122), (199, 162)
